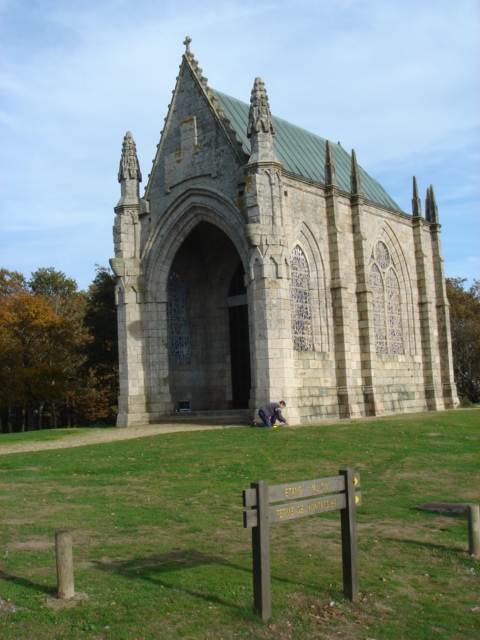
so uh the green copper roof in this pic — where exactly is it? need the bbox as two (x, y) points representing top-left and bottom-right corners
(214, 90), (403, 213)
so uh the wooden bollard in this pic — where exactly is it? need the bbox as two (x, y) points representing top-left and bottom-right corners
(468, 504), (480, 557)
(55, 529), (74, 599)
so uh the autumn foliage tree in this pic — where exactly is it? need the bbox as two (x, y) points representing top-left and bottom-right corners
(0, 266), (120, 431)
(29, 268), (89, 427)
(0, 291), (82, 430)
(446, 278), (480, 403)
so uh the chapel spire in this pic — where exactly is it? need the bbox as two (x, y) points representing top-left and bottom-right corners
(425, 185), (439, 223)
(117, 131), (142, 206)
(324, 140), (337, 187)
(412, 176), (422, 217)
(247, 77), (277, 163)
(350, 149), (362, 195)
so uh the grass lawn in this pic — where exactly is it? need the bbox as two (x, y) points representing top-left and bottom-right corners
(0, 409), (479, 639)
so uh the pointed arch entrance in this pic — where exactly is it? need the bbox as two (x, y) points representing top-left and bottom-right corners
(167, 221), (251, 411)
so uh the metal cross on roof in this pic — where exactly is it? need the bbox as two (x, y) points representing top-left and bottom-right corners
(183, 36), (192, 53)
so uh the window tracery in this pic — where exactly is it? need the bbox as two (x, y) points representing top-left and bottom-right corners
(369, 241), (404, 355)
(370, 263), (387, 354)
(290, 245), (313, 351)
(167, 271), (190, 364)
(386, 268), (404, 354)
(376, 241), (390, 269)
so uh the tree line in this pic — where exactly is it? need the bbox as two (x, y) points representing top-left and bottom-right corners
(445, 278), (480, 404)
(0, 267), (478, 432)
(0, 267), (118, 432)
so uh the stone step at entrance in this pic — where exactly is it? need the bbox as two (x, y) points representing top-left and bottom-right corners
(150, 409), (251, 425)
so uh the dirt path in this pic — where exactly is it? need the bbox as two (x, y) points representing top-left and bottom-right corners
(0, 423), (247, 455)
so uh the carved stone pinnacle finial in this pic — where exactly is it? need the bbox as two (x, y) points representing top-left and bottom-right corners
(350, 149), (362, 196)
(425, 184), (438, 223)
(412, 176), (422, 217)
(324, 140), (337, 187)
(183, 36), (192, 53)
(118, 131), (142, 183)
(247, 77), (275, 139)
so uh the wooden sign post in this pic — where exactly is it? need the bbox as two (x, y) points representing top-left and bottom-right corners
(251, 480), (271, 619)
(339, 467), (359, 602)
(243, 468), (361, 620)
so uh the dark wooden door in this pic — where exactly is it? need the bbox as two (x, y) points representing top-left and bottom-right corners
(228, 304), (251, 409)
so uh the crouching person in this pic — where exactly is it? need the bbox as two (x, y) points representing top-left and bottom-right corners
(253, 401), (288, 428)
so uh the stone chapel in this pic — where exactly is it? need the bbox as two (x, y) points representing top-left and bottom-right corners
(110, 40), (458, 427)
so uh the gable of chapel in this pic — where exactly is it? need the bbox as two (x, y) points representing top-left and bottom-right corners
(111, 39), (458, 427)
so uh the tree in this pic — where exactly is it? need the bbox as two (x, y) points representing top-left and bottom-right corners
(0, 269), (27, 297)
(28, 267), (79, 315)
(29, 267), (89, 427)
(0, 292), (82, 430)
(0, 265), (120, 430)
(83, 267), (118, 378)
(79, 266), (119, 424)
(446, 278), (480, 403)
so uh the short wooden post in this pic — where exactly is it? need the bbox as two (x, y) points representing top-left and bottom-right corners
(55, 529), (74, 599)
(339, 468), (359, 602)
(251, 479), (271, 621)
(467, 504), (480, 557)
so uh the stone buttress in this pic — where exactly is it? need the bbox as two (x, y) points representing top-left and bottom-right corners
(244, 78), (299, 423)
(110, 132), (149, 426)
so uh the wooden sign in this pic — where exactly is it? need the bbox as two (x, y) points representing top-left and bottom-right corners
(243, 473), (360, 508)
(244, 492), (364, 527)
(242, 468), (361, 621)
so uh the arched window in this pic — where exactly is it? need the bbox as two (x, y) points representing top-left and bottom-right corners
(290, 245), (313, 351)
(167, 271), (190, 364)
(369, 241), (404, 355)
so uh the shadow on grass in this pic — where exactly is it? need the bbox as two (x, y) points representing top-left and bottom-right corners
(92, 549), (246, 614)
(92, 548), (316, 615)
(0, 569), (55, 596)
(93, 549), (226, 572)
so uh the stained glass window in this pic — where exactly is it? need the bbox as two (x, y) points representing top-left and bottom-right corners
(167, 271), (190, 364)
(376, 241), (390, 269)
(290, 245), (313, 351)
(370, 242), (403, 354)
(370, 263), (387, 354)
(386, 268), (404, 354)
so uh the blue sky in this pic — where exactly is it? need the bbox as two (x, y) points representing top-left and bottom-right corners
(1, 0), (478, 290)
